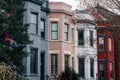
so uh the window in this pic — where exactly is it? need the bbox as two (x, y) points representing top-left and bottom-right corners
(90, 31), (93, 46)
(64, 55), (69, 69)
(78, 30), (84, 46)
(110, 62), (113, 79)
(51, 54), (58, 75)
(40, 20), (45, 38)
(30, 49), (38, 74)
(90, 58), (94, 77)
(51, 22), (58, 40)
(64, 24), (69, 41)
(100, 62), (105, 80)
(98, 36), (104, 51)
(108, 37), (112, 51)
(78, 58), (85, 78)
(30, 13), (38, 34)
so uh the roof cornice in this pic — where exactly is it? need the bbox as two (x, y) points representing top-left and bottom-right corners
(50, 9), (73, 16)
(24, 0), (44, 5)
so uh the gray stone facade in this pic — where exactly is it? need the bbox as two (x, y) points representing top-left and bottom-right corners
(23, 0), (49, 80)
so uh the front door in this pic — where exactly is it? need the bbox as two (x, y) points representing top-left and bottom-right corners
(41, 52), (45, 80)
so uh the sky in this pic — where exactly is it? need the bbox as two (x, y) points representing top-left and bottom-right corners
(49, 0), (78, 10)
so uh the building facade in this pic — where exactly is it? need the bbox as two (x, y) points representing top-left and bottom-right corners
(23, 0), (49, 80)
(48, 2), (75, 79)
(91, 7), (115, 80)
(75, 11), (98, 80)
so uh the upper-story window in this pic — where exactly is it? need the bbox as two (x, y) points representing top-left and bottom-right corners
(108, 37), (112, 51)
(90, 31), (93, 47)
(30, 13), (38, 34)
(51, 22), (58, 40)
(41, 19), (45, 38)
(78, 30), (84, 46)
(98, 36), (104, 52)
(64, 24), (69, 41)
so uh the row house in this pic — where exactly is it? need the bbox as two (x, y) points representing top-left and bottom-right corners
(23, 0), (49, 80)
(75, 10), (98, 80)
(91, 6), (115, 80)
(48, 2), (75, 79)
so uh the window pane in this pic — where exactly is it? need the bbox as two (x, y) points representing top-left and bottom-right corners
(51, 22), (58, 40)
(90, 31), (93, 46)
(99, 37), (104, 51)
(30, 23), (36, 33)
(51, 32), (58, 40)
(30, 49), (38, 74)
(90, 58), (94, 77)
(64, 55), (69, 69)
(64, 24), (69, 41)
(51, 54), (58, 75)
(41, 20), (45, 30)
(31, 13), (37, 24)
(30, 13), (37, 34)
(78, 30), (84, 45)
(41, 20), (45, 38)
(51, 23), (58, 31)
(78, 58), (85, 78)
(100, 62), (105, 80)
(109, 37), (112, 51)
(110, 62), (113, 78)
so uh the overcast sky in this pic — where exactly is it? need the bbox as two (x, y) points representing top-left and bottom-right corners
(49, 0), (78, 10)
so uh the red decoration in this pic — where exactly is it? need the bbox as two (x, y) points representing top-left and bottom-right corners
(5, 36), (11, 42)
(6, 13), (11, 17)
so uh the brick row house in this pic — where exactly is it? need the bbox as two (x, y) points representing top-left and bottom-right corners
(90, 6), (115, 80)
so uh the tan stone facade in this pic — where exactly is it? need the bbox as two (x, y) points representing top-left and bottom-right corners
(48, 2), (75, 79)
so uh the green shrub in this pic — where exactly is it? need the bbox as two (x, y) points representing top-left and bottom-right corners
(61, 67), (79, 80)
